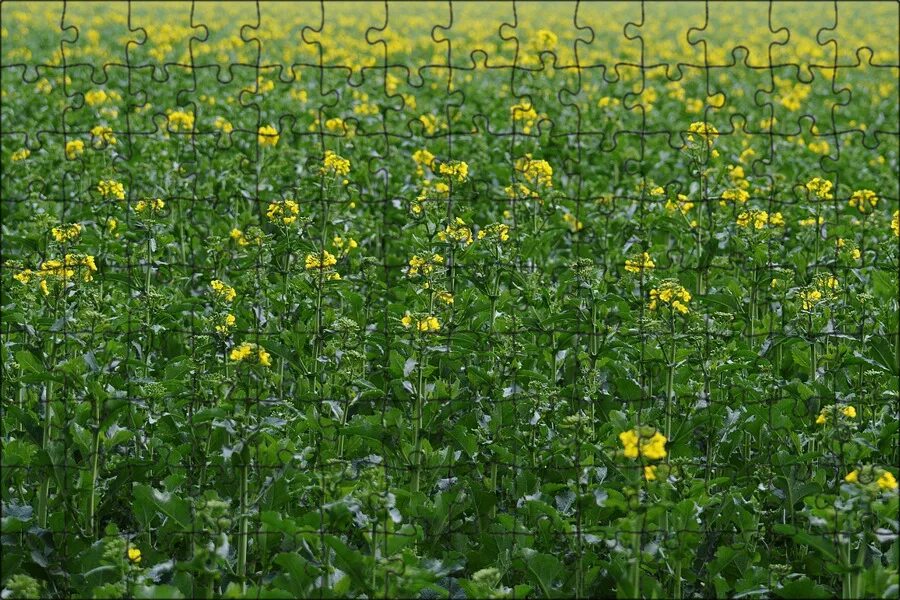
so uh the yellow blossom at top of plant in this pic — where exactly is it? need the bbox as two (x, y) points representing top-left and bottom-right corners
(214, 117), (233, 134)
(127, 547), (141, 564)
(97, 179), (125, 201)
(135, 198), (165, 215)
(11, 148), (30, 161)
(438, 160), (469, 183)
(848, 189), (877, 214)
(401, 313), (441, 333)
(266, 199), (300, 225)
(478, 223), (510, 243)
(878, 471), (898, 490)
(167, 109), (195, 132)
(437, 217), (473, 245)
(815, 404), (857, 425)
(892, 211), (899, 237)
(332, 236), (358, 255)
(229, 341), (271, 367)
(720, 188), (750, 206)
(412, 148), (435, 175)
(563, 213), (583, 232)
(322, 150), (351, 177)
(34, 254), (97, 294)
(736, 210), (785, 229)
(65, 139), (85, 160)
(210, 280), (236, 302)
(51, 223), (82, 243)
(845, 467), (898, 491)
(258, 124), (279, 146)
(515, 155), (553, 188)
(534, 29), (558, 50)
(665, 193), (694, 215)
(305, 251), (339, 279)
(624, 252), (655, 273)
(407, 253), (443, 277)
(510, 101), (539, 133)
(619, 427), (668, 460)
(686, 121), (719, 144)
(90, 125), (117, 147)
(805, 177), (833, 200)
(215, 313), (236, 334)
(649, 280), (691, 314)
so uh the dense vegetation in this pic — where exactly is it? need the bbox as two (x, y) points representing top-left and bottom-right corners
(2, 2), (898, 598)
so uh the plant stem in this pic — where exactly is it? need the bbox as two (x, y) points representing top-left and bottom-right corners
(237, 450), (249, 591)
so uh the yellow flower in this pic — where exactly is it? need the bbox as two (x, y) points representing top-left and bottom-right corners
(644, 465), (657, 481)
(167, 109), (195, 132)
(686, 121), (719, 145)
(305, 251), (338, 271)
(412, 149), (435, 175)
(401, 314), (413, 328)
(477, 223), (510, 243)
(515, 155), (553, 188)
(97, 179), (125, 201)
(665, 194), (694, 215)
(230, 342), (271, 367)
(624, 252), (655, 273)
(562, 212), (583, 232)
(321, 150), (350, 177)
(266, 200), (300, 225)
(720, 188), (749, 206)
(436, 291), (454, 304)
(210, 280), (236, 302)
(51, 223), (82, 243)
(848, 189), (877, 214)
(805, 177), (833, 200)
(437, 217), (473, 245)
(510, 102), (539, 133)
(844, 470), (858, 483)
(214, 117), (233, 133)
(127, 547), (141, 564)
(90, 125), (117, 147)
(11, 148), (30, 161)
(258, 124), (279, 146)
(135, 198), (165, 215)
(877, 471), (898, 490)
(892, 210), (899, 237)
(84, 89), (109, 106)
(648, 281), (691, 314)
(65, 139), (85, 160)
(438, 161), (469, 182)
(14, 269), (34, 284)
(534, 29), (558, 50)
(215, 314), (236, 334)
(842, 405), (857, 418)
(407, 253), (443, 277)
(815, 412), (827, 425)
(619, 428), (668, 460)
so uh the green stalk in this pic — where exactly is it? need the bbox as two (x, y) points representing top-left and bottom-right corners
(236, 449), (249, 591)
(37, 300), (60, 529)
(673, 561), (682, 599)
(411, 346), (425, 494)
(88, 395), (101, 538)
(631, 527), (641, 598)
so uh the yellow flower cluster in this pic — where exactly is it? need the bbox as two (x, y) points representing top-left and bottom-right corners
(65, 140), (85, 160)
(230, 227), (263, 247)
(892, 210), (899, 237)
(412, 148), (435, 176)
(305, 251), (340, 280)
(563, 213), (583, 232)
(11, 148), (30, 161)
(135, 198), (165, 214)
(726, 164), (750, 190)
(97, 179), (125, 201)
(848, 189), (877, 214)
(258, 124), (279, 146)
(407, 253), (443, 277)
(720, 188), (750, 206)
(624, 252), (655, 273)
(332, 236), (358, 255)
(401, 314), (441, 332)
(798, 216), (825, 227)
(805, 177), (833, 200)
(438, 161), (469, 182)
(649, 281), (691, 314)
(437, 217), (473, 245)
(477, 223), (510, 242)
(51, 223), (82, 243)
(322, 150), (351, 177)
(215, 313), (236, 334)
(16, 254), (98, 295)
(210, 279), (236, 302)
(798, 274), (839, 310)
(736, 210), (785, 229)
(127, 547), (142, 564)
(214, 117), (234, 134)
(167, 109), (195, 132)
(229, 341), (272, 367)
(686, 121), (719, 144)
(510, 101), (539, 134)
(619, 427), (668, 460)
(815, 404), (856, 425)
(845, 467), (898, 491)
(90, 125), (117, 147)
(665, 193), (694, 215)
(515, 155), (553, 188)
(266, 199), (300, 225)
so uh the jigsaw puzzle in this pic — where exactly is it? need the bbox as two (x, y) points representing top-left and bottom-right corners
(1, 1), (898, 598)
